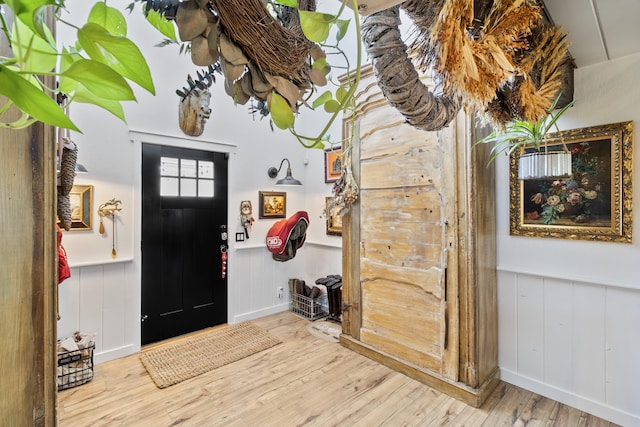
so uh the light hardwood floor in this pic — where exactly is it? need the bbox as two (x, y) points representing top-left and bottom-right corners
(57, 312), (617, 426)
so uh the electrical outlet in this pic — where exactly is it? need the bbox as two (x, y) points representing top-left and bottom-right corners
(277, 286), (284, 299)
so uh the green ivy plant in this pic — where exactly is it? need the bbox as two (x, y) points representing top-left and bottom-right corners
(130, 0), (362, 150)
(0, 0), (156, 131)
(476, 95), (575, 163)
(271, 0), (362, 150)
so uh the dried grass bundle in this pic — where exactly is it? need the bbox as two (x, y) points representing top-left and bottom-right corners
(408, 0), (541, 114)
(485, 24), (570, 126)
(210, 0), (312, 84)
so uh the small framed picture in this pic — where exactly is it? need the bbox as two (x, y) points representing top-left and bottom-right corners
(325, 196), (342, 236)
(324, 147), (342, 183)
(258, 191), (286, 219)
(62, 185), (93, 230)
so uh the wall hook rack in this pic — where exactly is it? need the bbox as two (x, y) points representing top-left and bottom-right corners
(98, 198), (122, 258)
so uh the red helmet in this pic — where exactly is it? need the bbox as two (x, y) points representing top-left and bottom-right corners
(266, 211), (309, 262)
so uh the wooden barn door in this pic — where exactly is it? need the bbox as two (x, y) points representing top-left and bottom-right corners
(342, 78), (460, 382)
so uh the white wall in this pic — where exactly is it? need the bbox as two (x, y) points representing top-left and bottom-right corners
(55, 2), (640, 425)
(56, 0), (342, 362)
(496, 53), (640, 426)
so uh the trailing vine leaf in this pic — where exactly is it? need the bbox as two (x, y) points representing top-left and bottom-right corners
(11, 17), (57, 73)
(298, 11), (334, 43)
(272, 0), (298, 8)
(0, 64), (79, 130)
(145, 9), (176, 42)
(335, 19), (350, 42)
(335, 86), (348, 103)
(61, 59), (136, 101)
(268, 91), (294, 130)
(77, 23), (155, 94)
(72, 84), (126, 122)
(88, 2), (128, 37)
(4, 0), (58, 43)
(57, 47), (82, 94)
(323, 99), (340, 113)
(312, 90), (333, 109)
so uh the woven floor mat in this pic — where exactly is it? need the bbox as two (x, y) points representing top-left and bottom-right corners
(139, 322), (281, 388)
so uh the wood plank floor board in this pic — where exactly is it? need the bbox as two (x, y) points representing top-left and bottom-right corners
(57, 312), (618, 426)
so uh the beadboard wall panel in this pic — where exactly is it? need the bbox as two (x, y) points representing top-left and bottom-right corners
(498, 270), (640, 426)
(58, 246), (341, 363)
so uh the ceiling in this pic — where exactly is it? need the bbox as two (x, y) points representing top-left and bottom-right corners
(543, 0), (640, 68)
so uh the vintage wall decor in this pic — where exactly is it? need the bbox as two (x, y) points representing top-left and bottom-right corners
(60, 185), (93, 230)
(258, 191), (286, 219)
(510, 121), (633, 242)
(98, 198), (123, 258)
(325, 197), (342, 236)
(177, 69), (217, 137)
(324, 147), (342, 183)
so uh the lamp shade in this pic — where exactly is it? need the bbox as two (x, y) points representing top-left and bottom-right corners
(268, 158), (302, 186)
(518, 151), (572, 180)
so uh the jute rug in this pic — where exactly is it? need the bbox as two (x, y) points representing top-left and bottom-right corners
(139, 322), (281, 388)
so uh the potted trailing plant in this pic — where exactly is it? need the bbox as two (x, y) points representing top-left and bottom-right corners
(477, 94), (575, 179)
(0, 0), (157, 131)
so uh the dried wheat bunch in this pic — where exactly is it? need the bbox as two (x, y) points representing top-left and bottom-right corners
(485, 24), (570, 126)
(410, 0), (540, 112)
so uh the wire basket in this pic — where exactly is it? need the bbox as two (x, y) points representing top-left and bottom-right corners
(57, 343), (95, 391)
(290, 292), (328, 320)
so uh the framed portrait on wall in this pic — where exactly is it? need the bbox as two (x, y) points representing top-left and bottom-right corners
(259, 191), (286, 219)
(324, 147), (342, 183)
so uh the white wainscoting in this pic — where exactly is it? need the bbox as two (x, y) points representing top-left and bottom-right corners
(498, 269), (640, 426)
(57, 244), (343, 364)
(57, 261), (140, 364)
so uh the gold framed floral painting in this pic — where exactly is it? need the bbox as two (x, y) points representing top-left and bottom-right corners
(510, 121), (633, 243)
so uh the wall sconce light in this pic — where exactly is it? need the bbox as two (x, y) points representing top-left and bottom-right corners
(267, 158), (302, 186)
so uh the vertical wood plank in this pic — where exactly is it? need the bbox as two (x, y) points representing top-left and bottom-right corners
(0, 9), (56, 425)
(604, 287), (640, 413)
(516, 274), (544, 379)
(79, 266), (105, 352)
(497, 270), (517, 371)
(543, 278), (574, 390)
(572, 281), (606, 402)
(57, 268), (81, 338)
(123, 262), (139, 348)
(342, 118), (361, 339)
(102, 264), (126, 351)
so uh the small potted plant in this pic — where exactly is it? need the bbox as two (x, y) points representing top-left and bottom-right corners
(477, 95), (575, 180)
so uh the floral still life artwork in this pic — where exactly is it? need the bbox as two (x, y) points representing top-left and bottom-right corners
(510, 121), (633, 243)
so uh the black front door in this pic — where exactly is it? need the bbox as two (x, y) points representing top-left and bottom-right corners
(141, 144), (228, 345)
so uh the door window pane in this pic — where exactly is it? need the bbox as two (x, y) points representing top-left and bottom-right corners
(161, 157), (179, 176)
(199, 179), (214, 197)
(181, 159), (197, 178)
(199, 161), (214, 179)
(161, 177), (179, 196)
(181, 178), (197, 196)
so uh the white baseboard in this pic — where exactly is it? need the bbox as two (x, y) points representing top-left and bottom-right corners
(94, 344), (137, 365)
(232, 303), (289, 324)
(500, 369), (639, 427)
